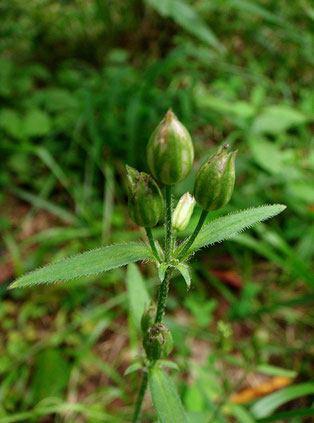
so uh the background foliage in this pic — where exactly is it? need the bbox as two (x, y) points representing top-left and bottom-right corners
(0, 0), (313, 421)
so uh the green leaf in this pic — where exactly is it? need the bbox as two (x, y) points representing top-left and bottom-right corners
(227, 0), (286, 26)
(256, 364), (297, 379)
(9, 243), (153, 289)
(197, 93), (255, 119)
(249, 138), (285, 175)
(157, 360), (179, 371)
(124, 362), (143, 376)
(147, 0), (223, 51)
(31, 349), (70, 403)
(174, 263), (191, 289)
(227, 404), (256, 423)
(10, 186), (78, 224)
(126, 263), (150, 331)
(149, 367), (189, 423)
(256, 407), (314, 423)
(250, 382), (314, 418)
(252, 105), (307, 135)
(0, 108), (23, 139)
(177, 205), (286, 256)
(158, 262), (168, 282)
(23, 109), (52, 137)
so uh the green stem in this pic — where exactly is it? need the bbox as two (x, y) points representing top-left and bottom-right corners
(177, 209), (208, 261)
(132, 370), (148, 423)
(155, 270), (171, 323)
(145, 227), (161, 263)
(164, 185), (173, 263)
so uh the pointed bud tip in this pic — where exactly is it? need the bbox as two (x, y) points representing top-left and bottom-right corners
(126, 165), (139, 187)
(166, 108), (174, 118)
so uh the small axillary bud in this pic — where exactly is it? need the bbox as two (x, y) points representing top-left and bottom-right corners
(146, 109), (194, 185)
(126, 165), (164, 228)
(194, 144), (237, 211)
(143, 323), (173, 361)
(172, 192), (196, 232)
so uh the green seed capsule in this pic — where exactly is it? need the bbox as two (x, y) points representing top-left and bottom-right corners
(126, 165), (163, 228)
(143, 323), (173, 361)
(141, 304), (156, 334)
(147, 109), (194, 185)
(194, 145), (237, 211)
(172, 192), (196, 232)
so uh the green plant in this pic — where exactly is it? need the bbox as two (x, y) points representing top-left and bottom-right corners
(9, 110), (286, 422)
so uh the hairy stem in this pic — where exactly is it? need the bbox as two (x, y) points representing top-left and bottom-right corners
(132, 370), (148, 423)
(171, 229), (177, 254)
(145, 227), (161, 263)
(177, 209), (208, 261)
(155, 270), (171, 323)
(164, 185), (173, 262)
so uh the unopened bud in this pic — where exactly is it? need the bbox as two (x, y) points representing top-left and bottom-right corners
(126, 165), (163, 228)
(172, 192), (196, 231)
(143, 323), (173, 361)
(194, 145), (237, 211)
(147, 109), (194, 185)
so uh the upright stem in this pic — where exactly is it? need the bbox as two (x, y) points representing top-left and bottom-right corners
(164, 185), (173, 263)
(155, 270), (171, 323)
(145, 227), (161, 263)
(132, 370), (148, 423)
(177, 209), (208, 261)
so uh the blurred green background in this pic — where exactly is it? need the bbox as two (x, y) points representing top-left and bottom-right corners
(0, 1), (313, 422)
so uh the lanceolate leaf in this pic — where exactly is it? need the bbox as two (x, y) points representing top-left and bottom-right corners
(9, 243), (153, 289)
(174, 263), (191, 289)
(250, 382), (314, 418)
(124, 362), (143, 376)
(177, 204), (286, 257)
(147, 0), (223, 51)
(149, 367), (189, 423)
(126, 263), (150, 331)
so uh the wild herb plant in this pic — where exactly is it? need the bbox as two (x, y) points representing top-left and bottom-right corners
(10, 110), (286, 422)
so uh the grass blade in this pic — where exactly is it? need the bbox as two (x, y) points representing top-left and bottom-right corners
(126, 263), (150, 331)
(250, 382), (314, 418)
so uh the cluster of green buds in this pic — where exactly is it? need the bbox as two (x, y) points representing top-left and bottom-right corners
(126, 109), (237, 232)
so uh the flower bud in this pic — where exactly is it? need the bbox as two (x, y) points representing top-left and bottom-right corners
(194, 145), (237, 211)
(172, 192), (196, 232)
(141, 304), (156, 334)
(143, 323), (173, 361)
(147, 109), (194, 185)
(126, 165), (163, 228)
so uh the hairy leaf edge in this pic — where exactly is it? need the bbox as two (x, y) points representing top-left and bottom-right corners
(179, 204), (287, 257)
(9, 242), (154, 289)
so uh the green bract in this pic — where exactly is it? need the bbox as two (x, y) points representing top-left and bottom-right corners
(194, 144), (237, 211)
(126, 165), (164, 228)
(141, 304), (156, 334)
(147, 109), (194, 185)
(143, 323), (173, 361)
